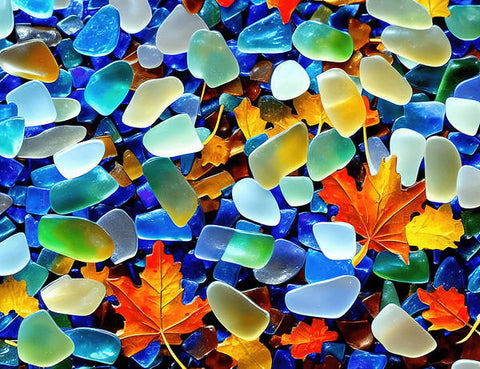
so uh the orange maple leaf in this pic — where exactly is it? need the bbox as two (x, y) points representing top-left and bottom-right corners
(417, 286), (470, 331)
(320, 156), (426, 264)
(82, 241), (211, 357)
(234, 98), (267, 139)
(281, 319), (338, 359)
(266, 0), (300, 24)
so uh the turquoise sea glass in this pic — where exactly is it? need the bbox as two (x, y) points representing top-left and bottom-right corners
(66, 328), (121, 364)
(0, 117), (25, 159)
(445, 5), (480, 41)
(13, 0), (54, 18)
(0, 0), (13, 39)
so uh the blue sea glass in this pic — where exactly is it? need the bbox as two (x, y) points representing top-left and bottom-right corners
(393, 101), (445, 137)
(454, 74), (480, 101)
(26, 186), (50, 216)
(297, 212), (327, 249)
(213, 261), (241, 286)
(305, 249), (355, 283)
(0, 156), (24, 187)
(13, 261), (49, 296)
(347, 350), (387, 369)
(433, 256), (464, 290)
(13, 0), (54, 18)
(448, 132), (479, 155)
(56, 39), (83, 69)
(135, 209), (192, 241)
(31, 165), (66, 188)
(0, 117), (25, 159)
(57, 15), (84, 35)
(66, 328), (121, 364)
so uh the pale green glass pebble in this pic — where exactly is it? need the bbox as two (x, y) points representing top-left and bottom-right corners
(17, 310), (74, 367)
(366, 0), (432, 30)
(143, 114), (203, 157)
(456, 166), (480, 209)
(109, 0), (152, 34)
(52, 98), (81, 122)
(445, 97), (480, 136)
(0, 0), (13, 39)
(187, 29), (240, 88)
(445, 6), (480, 41)
(53, 140), (105, 179)
(279, 176), (314, 206)
(271, 60), (310, 101)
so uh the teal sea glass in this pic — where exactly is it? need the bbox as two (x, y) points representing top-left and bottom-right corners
(66, 328), (121, 364)
(0, 117), (25, 159)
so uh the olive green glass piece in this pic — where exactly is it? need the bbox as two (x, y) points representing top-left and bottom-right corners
(373, 251), (429, 283)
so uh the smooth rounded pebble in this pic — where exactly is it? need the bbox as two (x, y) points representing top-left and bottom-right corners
(0, 233), (30, 276)
(457, 166), (480, 209)
(445, 97), (480, 136)
(271, 60), (310, 101)
(312, 222), (357, 260)
(53, 140), (105, 179)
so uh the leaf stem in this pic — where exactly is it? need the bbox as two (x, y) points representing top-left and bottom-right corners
(457, 314), (480, 344)
(203, 104), (224, 145)
(159, 328), (187, 369)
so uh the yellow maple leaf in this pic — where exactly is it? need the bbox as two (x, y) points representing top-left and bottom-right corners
(0, 277), (39, 318)
(415, 0), (450, 18)
(406, 204), (463, 250)
(217, 335), (272, 369)
(293, 92), (331, 127)
(234, 98), (267, 140)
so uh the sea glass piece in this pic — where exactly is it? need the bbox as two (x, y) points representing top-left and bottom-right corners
(110, 0), (152, 33)
(445, 6), (480, 41)
(84, 60), (133, 116)
(195, 225), (235, 261)
(207, 281), (270, 340)
(53, 140), (105, 179)
(183, 326), (218, 360)
(123, 77), (184, 128)
(366, 0), (432, 30)
(156, 5), (208, 54)
(452, 360), (480, 369)
(38, 215), (114, 262)
(0, 193), (12, 216)
(305, 249), (355, 282)
(73, 5), (120, 56)
(97, 209), (138, 264)
(0, 233), (30, 276)
(317, 68), (366, 137)
(0, 117), (25, 159)
(446, 97), (480, 136)
(367, 137), (390, 176)
(238, 12), (292, 54)
(381, 26), (451, 67)
(41, 275), (106, 315)
(372, 304), (436, 357)
(66, 328), (121, 364)
(187, 30), (239, 88)
(307, 128), (355, 181)
(52, 98), (81, 122)
(253, 239), (305, 285)
(249, 123), (308, 190)
(373, 251), (429, 283)
(436, 56), (480, 104)
(221, 229), (274, 268)
(425, 136), (461, 203)
(285, 275), (361, 318)
(360, 56), (412, 105)
(381, 280), (400, 309)
(232, 178), (280, 226)
(6, 81), (56, 126)
(292, 21), (353, 62)
(135, 209), (192, 241)
(15, 25), (61, 47)
(0, 0), (13, 39)
(137, 44), (164, 69)
(143, 157), (198, 227)
(17, 126), (86, 159)
(394, 101), (445, 137)
(389, 128), (426, 187)
(13, 0), (54, 18)
(270, 60), (310, 101)
(279, 176), (313, 207)
(143, 114), (203, 157)
(17, 310), (74, 367)
(313, 222), (356, 260)
(455, 74), (480, 101)
(457, 166), (480, 209)
(49, 166), (119, 214)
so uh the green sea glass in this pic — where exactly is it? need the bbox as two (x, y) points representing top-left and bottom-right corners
(279, 176), (314, 206)
(373, 251), (429, 283)
(445, 5), (480, 41)
(221, 229), (274, 268)
(435, 56), (480, 103)
(380, 280), (400, 309)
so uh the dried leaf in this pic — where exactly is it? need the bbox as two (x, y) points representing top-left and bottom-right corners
(0, 277), (39, 318)
(201, 135), (232, 167)
(191, 171), (235, 199)
(320, 157), (426, 264)
(82, 242), (211, 356)
(234, 98), (267, 139)
(266, 0), (300, 24)
(293, 91), (330, 126)
(415, 0), (450, 17)
(217, 335), (272, 369)
(281, 319), (339, 359)
(406, 204), (464, 251)
(417, 286), (469, 331)
(363, 96), (380, 127)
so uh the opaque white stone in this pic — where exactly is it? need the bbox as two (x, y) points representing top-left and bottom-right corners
(0, 233), (30, 276)
(445, 97), (480, 136)
(372, 304), (437, 358)
(457, 165), (480, 209)
(271, 60), (310, 101)
(53, 140), (105, 179)
(452, 359), (480, 369)
(312, 222), (357, 260)
(110, 0), (152, 34)
(137, 44), (164, 69)
(232, 178), (280, 226)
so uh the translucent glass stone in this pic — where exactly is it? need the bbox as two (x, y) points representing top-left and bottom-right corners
(221, 229), (275, 268)
(381, 26), (451, 67)
(445, 97), (480, 136)
(317, 69), (366, 137)
(305, 249), (354, 282)
(142, 157), (198, 227)
(54, 0), (70, 9)
(137, 44), (164, 69)
(187, 30), (240, 88)
(41, 275), (106, 315)
(66, 328), (121, 364)
(285, 275), (361, 318)
(253, 239), (306, 285)
(372, 304), (437, 358)
(13, 0), (54, 18)
(52, 98), (81, 122)
(445, 6), (480, 41)
(452, 360), (480, 369)
(195, 225), (235, 261)
(17, 125), (86, 159)
(0, 193), (12, 216)
(367, 137), (390, 176)
(0, 233), (30, 276)
(232, 178), (280, 226)
(17, 310), (74, 367)
(156, 4), (208, 55)
(270, 60), (310, 101)
(457, 166), (480, 209)
(249, 123), (309, 189)
(135, 209), (192, 241)
(38, 215), (115, 262)
(366, 0), (432, 30)
(279, 176), (313, 207)
(312, 222), (356, 260)
(373, 251), (429, 283)
(207, 281), (270, 340)
(143, 114), (203, 157)
(6, 81), (56, 126)
(292, 21), (353, 62)
(15, 25), (61, 47)
(123, 77), (184, 128)
(425, 136), (461, 203)
(97, 209), (138, 264)
(455, 74), (480, 101)
(109, 0), (152, 33)
(359, 56), (412, 105)
(84, 60), (133, 116)
(0, 117), (25, 159)
(0, 0), (14, 39)
(53, 140), (105, 179)
(390, 128), (426, 187)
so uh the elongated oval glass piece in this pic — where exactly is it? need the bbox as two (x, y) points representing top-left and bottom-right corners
(0, 233), (30, 276)
(366, 0), (432, 30)
(53, 140), (105, 179)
